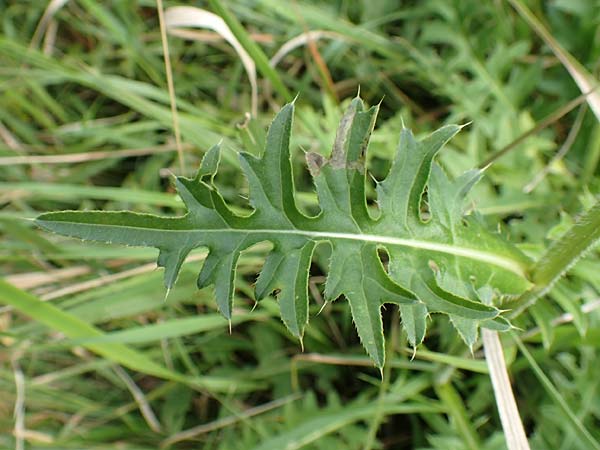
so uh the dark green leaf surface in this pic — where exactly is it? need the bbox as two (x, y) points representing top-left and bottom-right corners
(36, 97), (532, 367)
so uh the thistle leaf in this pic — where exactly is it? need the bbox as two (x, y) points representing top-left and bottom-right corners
(36, 96), (532, 368)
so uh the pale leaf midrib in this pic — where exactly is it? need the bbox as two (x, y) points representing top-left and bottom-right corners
(40, 220), (528, 278)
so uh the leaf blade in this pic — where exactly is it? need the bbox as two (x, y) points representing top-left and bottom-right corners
(36, 97), (533, 366)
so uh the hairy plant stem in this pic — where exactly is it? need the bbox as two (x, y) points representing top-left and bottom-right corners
(482, 329), (530, 450)
(511, 200), (600, 317)
(532, 200), (600, 287)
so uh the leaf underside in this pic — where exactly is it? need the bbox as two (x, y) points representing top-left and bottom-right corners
(36, 96), (532, 368)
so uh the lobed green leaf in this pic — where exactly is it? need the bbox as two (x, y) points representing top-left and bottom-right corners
(36, 96), (533, 367)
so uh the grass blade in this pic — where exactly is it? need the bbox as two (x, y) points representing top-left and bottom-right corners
(251, 400), (443, 450)
(165, 6), (258, 116)
(208, 0), (291, 102)
(155, 0), (184, 172)
(513, 333), (600, 450)
(0, 280), (253, 392)
(508, 0), (600, 121)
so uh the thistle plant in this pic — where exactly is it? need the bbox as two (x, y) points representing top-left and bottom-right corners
(22, 87), (600, 450)
(36, 96), (534, 368)
(2, 1), (598, 448)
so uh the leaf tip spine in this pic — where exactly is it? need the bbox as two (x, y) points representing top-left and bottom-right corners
(291, 92), (300, 105)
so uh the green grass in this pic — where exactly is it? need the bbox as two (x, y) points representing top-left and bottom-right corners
(1, 1), (600, 449)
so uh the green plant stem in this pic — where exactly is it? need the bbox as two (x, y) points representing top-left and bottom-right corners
(208, 0), (292, 102)
(512, 200), (600, 317)
(533, 201), (600, 287)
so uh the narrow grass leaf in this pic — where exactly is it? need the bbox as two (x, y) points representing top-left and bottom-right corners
(208, 0), (291, 101)
(165, 6), (258, 116)
(509, 0), (600, 121)
(513, 333), (600, 450)
(251, 400), (443, 450)
(0, 280), (254, 392)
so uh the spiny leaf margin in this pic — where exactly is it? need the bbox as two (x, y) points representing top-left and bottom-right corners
(36, 96), (532, 368)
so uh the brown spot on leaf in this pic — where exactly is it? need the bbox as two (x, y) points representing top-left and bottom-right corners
(306, 152), (326, 176)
